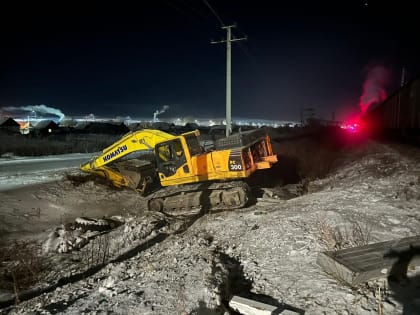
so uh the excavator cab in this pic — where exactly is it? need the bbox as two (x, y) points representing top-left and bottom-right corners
(155, 131), (204, 179)
(155, 139), (187, 177)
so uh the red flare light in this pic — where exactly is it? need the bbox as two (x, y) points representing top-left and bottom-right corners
(340, 115), (364, 134)
(340, 65), (389, 135)
(340, 122), (361, 133)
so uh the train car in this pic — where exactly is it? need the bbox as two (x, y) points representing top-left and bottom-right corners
(362, 77), (420, 141)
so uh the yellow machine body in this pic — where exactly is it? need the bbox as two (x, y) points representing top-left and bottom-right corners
(81, 128), (277, 193)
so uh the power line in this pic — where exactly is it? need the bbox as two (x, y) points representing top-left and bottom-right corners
(203, 1), (257, 67)
(168, 0), (256, 67)
(178, 0), (214, 24)
(202, 0), (225, 26)
(162, 0), (212, 34)
(202, 0), (254, 63)
(233, 36), (257, 67)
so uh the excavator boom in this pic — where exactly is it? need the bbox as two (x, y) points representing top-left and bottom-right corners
(80, 129), (176, 190)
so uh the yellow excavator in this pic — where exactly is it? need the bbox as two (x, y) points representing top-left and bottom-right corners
(80, 128), (277, 213)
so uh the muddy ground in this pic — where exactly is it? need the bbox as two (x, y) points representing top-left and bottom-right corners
(0, 175), (146, 242)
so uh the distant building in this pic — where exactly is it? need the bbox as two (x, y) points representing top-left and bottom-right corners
(19, 121), (33, 135)
(209, 125), (227, 136)
(151, 121), (175, 132)
(184, 122), (199, 131)
(74, 122), (130, 135)
(32, 120), (59, 136)
(0, 117), (20, 134)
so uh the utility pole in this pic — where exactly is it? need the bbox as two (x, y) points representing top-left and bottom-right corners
(211, 25), (247, 137)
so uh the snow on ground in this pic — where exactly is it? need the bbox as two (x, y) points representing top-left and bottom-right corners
(1, 141), (420, 314)
(0, 153), (95, 191)
(0, 171), (67, 191)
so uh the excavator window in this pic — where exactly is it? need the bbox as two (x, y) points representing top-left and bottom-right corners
(173, 140), (184, 158)
(157, 144), (172, 162)
(184, 133), (203, 156)
(156, 139), (186, 177)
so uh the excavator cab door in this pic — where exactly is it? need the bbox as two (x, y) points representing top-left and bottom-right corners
(155, 139), (187, 178)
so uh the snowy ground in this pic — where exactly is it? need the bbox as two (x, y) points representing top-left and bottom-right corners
(1, 140), (420, 314)
(0, 153), (96, 191)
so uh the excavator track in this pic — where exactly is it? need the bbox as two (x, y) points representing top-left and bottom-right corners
(147, 181), (252, 215)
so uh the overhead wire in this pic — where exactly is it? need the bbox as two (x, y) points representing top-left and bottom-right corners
(161, 0), (214, 35)
(202, 0), (225, 27)
(232, 25), (258, 68)
(200, 0), (258, 67)
(162, 0), (258, 67)
(179, 0), (214, 24)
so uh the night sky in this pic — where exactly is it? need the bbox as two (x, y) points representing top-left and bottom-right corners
(1, 1), (419, 121)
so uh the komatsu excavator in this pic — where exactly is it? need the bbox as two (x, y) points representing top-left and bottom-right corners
(80, 128), (277, 213)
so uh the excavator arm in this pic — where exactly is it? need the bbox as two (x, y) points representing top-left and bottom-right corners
(81, 129), (175, 191)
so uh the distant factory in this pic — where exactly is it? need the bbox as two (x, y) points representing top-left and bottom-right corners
(0, 113), (299, 139)
(0, 102), (301, 139)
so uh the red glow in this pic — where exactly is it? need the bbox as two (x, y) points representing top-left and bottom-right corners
(359, 65), (389, 114)
(341, 122), (361, 133)
(341, 114), (363, 134)
(359, 88), (387, 114)
(340, 65), (389, 135)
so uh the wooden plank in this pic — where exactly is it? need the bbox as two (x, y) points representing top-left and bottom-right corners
(317, 235), (420, 286)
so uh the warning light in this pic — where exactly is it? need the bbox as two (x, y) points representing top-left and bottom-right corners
(340, 122), (360, 133)
(340, 114), (364, 134)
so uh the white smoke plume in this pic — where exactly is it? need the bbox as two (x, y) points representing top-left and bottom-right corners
(1, 104), (65, 122)
(359, 65), (390, 114)
(153, 105), (170, 122)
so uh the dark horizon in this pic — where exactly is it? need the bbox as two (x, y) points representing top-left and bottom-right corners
(1, 1), (419, 122)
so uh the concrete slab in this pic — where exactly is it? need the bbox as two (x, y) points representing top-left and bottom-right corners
(229, 295), (301, 315)
(317, 235), (420, 286)
(230, 295), (277, 315)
